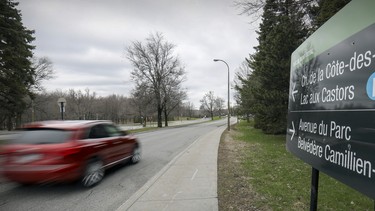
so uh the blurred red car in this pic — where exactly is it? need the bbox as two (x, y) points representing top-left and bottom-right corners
(0, 120), (141, 188)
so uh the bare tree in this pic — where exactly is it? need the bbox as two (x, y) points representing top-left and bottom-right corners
(186, 102), (195, 119)
(234, 0), (265, 23)
(105, 95), (122, 123)
(215, 97), (225, 117)
(131, 82), (154, 126)
(126, 32), (186, 127)
(200, 91), (216, 120)
(163, 89), (187, 126)
(161, 74), (187, 126)
(30, 57), (55, 93)
(66, 89), (83, 120)
(25, 90), (65, 123)
(17, 88), (136, 125)
(21, 56), (55, 124)
(79, 88), (96, 120)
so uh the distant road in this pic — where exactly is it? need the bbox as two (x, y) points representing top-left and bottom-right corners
(119, 118), (210, 130)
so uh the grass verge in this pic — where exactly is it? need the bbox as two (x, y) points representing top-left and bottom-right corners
(128, 127), (157, 134)
(218, 121), (373, 210)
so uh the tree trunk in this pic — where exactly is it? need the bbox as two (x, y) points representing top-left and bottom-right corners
(15, 112), (22, 128)
(164, 108), (168, 127)
(157, 106), (163, 128)
(7, 116), (12, 131)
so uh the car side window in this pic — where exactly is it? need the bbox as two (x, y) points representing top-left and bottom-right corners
(88, 124), (109, 139)
(103, 124), (122, 137)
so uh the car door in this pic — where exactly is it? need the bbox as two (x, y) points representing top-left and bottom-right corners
(102, 124), (132, 162)
(85, 124), (117, 165)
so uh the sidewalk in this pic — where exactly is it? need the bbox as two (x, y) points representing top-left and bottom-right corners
(117, 123), (227, 211)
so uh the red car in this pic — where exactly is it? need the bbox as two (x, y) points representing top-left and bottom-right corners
(0, 120), (141, 188)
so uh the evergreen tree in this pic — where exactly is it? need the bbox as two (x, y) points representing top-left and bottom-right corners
(234, 61), (259, 122)
(248, 0), (307, 134)
(236, 0), (351, 134)
(312, 0), (351, 30)
(0, 0), (35, 130)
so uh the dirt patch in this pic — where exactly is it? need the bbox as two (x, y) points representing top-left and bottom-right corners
(217, 127), (270, 211)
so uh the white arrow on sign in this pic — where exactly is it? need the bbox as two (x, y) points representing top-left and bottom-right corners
(289, 121), (295, 141)
(291, 83), (298, 102)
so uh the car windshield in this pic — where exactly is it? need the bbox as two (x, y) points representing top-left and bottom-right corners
(11, 128), (72, 144)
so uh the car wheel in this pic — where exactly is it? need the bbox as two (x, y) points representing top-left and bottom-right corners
(81, 159), (104, 188)
(130, 146), (141, 164)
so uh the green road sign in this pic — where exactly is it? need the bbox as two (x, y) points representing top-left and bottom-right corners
(287, 0), (375, 199)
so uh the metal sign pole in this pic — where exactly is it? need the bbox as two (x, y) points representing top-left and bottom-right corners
(60, 102), (64, 120)
(310, 167), (319, 211)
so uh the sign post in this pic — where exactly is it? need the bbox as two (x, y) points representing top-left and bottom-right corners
(287, 0), (375, 206)
(309, 168), (319, 211)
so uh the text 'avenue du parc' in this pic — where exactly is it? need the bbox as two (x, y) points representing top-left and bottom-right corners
(297, 118), (374, 179)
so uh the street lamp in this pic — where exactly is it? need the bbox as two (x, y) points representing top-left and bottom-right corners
(213, 59), (230, 131)
(57, 98), (67, 120)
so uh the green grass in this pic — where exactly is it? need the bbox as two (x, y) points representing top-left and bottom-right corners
(235, 121), (373, 211)
(127, 127), (157, 134)
(212, 116), (227, 120)
(176, 117), (199, 120)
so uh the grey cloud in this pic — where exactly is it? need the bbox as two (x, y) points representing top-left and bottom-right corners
(18, 0), (258, 108)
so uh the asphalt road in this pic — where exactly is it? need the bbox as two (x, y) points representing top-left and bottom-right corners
(0, 119), (228, 211)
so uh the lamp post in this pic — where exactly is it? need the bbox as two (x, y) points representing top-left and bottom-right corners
(57, 98), (67, 120)
(213, 59), (230, 131)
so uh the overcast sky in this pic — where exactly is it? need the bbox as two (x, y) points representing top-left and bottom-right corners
(17, 0), (258, 109)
